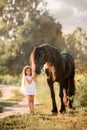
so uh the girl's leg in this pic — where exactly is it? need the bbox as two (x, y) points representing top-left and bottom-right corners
(31, 95), (34, 112)
(28, 95), (31, 112)
(28, 95), (35, 113)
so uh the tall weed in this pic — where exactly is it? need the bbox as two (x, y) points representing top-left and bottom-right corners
(0, 75), (21, 86)
(73, 73), (87, 113)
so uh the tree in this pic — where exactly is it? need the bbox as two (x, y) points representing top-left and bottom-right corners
(64, 27), (87, 59)
(0, 0), (65, 75)
(64, 27), (87, 71)
(0, 0), (46, 42)
(11, 11), (64, 74)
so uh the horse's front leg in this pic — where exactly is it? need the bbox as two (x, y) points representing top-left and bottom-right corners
(47, 79), (58, 114)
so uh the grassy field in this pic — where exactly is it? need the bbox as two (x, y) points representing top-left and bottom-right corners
(0, 73), (87, 130)
(0, 91), (2, 98)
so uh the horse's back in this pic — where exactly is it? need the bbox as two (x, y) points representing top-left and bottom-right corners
(61, 52), (75, 78)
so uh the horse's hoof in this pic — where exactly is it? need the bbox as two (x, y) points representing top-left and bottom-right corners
(68, 106), (75, 110)
(51, 112), (58, 116)
(51, 109), (58, 115)
(60, 109), (66, 114)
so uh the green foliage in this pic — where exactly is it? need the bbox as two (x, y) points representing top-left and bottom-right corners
(0, 0), (64, 75)
(14, 12), (63, 74)
(0, 42), (6, 55)
(0, 91), (2, 98)
(0, 0), (46, 40)
(0, 75), (21, 85)
(0, 105), (3, 113)
(64, 27), (87, 60)
(73, 73), (87, 112)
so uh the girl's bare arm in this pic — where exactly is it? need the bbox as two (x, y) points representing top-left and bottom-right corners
(24, 76), (33, 84)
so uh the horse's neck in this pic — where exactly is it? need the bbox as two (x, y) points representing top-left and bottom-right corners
(45, 48), (59, 64)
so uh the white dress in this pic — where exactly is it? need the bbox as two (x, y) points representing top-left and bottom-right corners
(25, 75), (36, 95)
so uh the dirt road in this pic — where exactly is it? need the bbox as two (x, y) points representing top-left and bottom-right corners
(0, 85), (30, 119)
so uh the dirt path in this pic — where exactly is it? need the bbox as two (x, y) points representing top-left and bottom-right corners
(0, 85), (32, 119)
(0, 85), (18, 101)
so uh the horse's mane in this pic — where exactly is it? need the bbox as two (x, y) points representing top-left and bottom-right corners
(30, 44), (63, 69)
(39, 44), (60, 53)
(38, 44), (62, 65)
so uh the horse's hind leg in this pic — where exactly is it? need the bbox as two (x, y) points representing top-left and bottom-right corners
(59, 84), (66, 113)
(47, 79), (58, 114)
(63, 80), (68, 106)
(68, 77), (75, 108)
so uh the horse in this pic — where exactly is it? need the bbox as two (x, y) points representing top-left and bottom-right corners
(30, 44), (75, 114)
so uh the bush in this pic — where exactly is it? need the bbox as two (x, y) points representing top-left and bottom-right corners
(0, 75), (21, 86)
(0, 91), (2, 98)
(0, 105), (3, 113)
(73, 73), (87, 112)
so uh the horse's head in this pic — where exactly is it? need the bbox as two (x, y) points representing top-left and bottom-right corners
(30, 45), (47, 75)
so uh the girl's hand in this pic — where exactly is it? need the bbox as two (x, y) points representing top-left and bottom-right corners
(32, 76), (36, 82)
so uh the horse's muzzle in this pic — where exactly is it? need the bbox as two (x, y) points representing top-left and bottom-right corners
(35, 68), (41, 75)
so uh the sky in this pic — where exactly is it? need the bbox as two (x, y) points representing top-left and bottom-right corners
(44, 0), (87, 33)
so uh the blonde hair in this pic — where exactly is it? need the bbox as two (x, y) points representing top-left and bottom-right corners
(21, 66), (32, 93)
(22, 65), (32, 76)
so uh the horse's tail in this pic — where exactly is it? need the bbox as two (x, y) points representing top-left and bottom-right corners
(69, 75), (75, 95)
(67, 74), (75, 108)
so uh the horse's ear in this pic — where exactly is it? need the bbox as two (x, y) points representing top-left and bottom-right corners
(33, 46), (40, 51)
(33, 47), (36, 51)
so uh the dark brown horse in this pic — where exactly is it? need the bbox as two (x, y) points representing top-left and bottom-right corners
(30, 44), (75, 114)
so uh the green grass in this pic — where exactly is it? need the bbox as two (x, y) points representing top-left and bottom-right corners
(0, 90), (3, 113)
(0, 75), (21, 86)
(73, 73), (87, 113)
(0, 113), (87, 130)
(0, 74), (87, 130)
(0, 91), (2, 98)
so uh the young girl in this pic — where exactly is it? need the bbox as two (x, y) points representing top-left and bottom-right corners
(21, 65), (36, 113)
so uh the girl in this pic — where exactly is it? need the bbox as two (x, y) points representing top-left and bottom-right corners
(21, 65), (36, 113)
